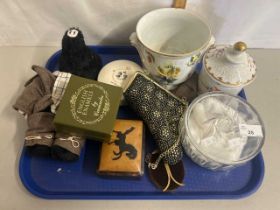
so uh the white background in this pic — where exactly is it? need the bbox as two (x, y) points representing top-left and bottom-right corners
(0, 0), (279, 48)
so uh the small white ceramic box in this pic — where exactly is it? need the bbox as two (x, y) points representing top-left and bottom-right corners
(198, 42), (256, 95)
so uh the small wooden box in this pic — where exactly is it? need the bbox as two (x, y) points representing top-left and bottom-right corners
(98, 119), (144, 176)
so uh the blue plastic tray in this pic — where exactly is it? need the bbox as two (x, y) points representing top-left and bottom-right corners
(19, 46), (265, 199)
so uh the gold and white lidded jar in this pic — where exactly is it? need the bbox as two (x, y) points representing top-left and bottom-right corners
(198, 42), (256, 95)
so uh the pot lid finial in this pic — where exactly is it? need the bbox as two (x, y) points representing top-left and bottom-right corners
(234, 41), (247, 52)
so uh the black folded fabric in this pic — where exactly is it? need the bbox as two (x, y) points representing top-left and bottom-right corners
(51, 132), (85, 161)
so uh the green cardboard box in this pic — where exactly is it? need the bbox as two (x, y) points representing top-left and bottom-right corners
(54, 75), (122, 142)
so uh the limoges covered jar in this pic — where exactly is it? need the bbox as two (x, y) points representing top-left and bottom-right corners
(198, 42), (256, 95)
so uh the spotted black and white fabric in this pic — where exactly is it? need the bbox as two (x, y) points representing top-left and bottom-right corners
(124, 73), (187, 166)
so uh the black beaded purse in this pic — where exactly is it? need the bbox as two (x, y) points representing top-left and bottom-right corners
(124, 72), (187, 169)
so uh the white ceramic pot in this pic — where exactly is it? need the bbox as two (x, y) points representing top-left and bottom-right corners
(198, 42), (257, 95)
(130, 8), (215, 90)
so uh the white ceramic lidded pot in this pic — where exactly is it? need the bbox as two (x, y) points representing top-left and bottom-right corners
(198, 42), (256, 95)
(130, 8), (215, 90)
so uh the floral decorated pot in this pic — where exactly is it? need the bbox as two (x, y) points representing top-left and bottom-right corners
(198, 42), (257, 95)
(130, 8), (215, 90)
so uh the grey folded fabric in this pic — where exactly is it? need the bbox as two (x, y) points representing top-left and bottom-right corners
(25, 112), (55, 147)
(13, 65), (56, 156)
(13, 65), (56, 115)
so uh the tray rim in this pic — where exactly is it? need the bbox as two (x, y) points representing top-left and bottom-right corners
(18, 45), (265, 200)
(19, 149), (265, 199)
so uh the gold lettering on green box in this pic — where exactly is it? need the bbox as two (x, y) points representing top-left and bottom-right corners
(70, 84), (110, 125)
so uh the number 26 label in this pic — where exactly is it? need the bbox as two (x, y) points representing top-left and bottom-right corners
(239, 124), (263, 137)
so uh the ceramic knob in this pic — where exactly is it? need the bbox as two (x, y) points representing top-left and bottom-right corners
(225, 41), (248, 64)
